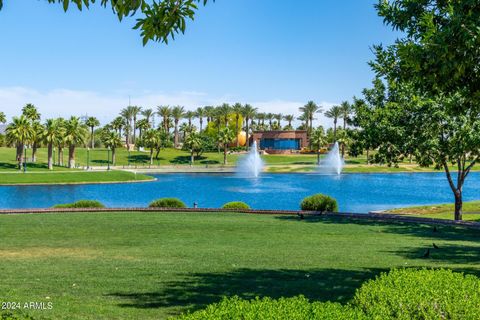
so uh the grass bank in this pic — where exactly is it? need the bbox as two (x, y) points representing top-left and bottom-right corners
(0, 212), (478, 319)
(0, 170), (152, 185)
(386, 201), (480, 222)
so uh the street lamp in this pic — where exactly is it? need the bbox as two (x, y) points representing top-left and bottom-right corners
(107, 147), (110, 171)
(87, 147), (90, 170)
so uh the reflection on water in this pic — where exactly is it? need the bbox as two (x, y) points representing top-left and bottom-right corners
(0, 172), (479, 213)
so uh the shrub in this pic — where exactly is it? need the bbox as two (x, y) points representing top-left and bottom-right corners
(53, 200), (105, 208)
(300, 194), (338, 212)
(222, 201), (250, 210)
(353, 268), (480, 320)
(149, 198), (187, 208)
(177, 296), (365, 320)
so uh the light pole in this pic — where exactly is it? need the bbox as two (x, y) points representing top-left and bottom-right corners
(87, 147), (90, 170)
(107, 147), (110, 171)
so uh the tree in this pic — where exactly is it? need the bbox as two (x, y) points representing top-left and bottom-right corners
(283, 114), (294, 130)
(64, 116), (87, 168)
(339, 101), (353, 157)
(43, 118), (65, 170)
(142, 129), (166, 165)
(242, 104), (257, 149)
(129, 105), (142, 145)
(30, 121), (44, 162)
(21, 103), (41, 122)
(274, 113), (282, 129)
(184, 110), (196, 127)
(0, 0), (212, 45)
(203, 106), (215, 125)
(136, 118), (151, 141)
(310, 127), (327, 165)
(111, 116), (125, 139)
(217, 127), (235, 165)
(325, 106), (342, 141)
(171, 106), (185, 148)
(6, 115), (33, 169)
(231, 103), (243, 147)
(184, 130), (202, 165)
(157, 106), (171, 133)
(141, 108), (155, 126)
(120, 107), (133, 150)
(218, 103), (231, 126)
(0, 111), (6, 123)
(195, 107), (206, 132)
(85, 116), (100, 149)
(101, 129), (121, 166)
(266, 113), (274, 130)
(370, 0), (480, 221)
(299, 101), (322, 148)
(55, 118), (67, 166)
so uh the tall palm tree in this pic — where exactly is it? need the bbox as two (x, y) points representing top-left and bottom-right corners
(232, 103), (243, 147)
(297, 113), (308, 130)
(218, 103), (231, 126)
(101, 130), (121, 166)
(30, 121), (44, 162)
(311, 127), (327, 165)
(195, 107), (206, 132)
(203, 106), (214, 124)
(64, 116), (88, 168)
(274, 113), (283, 129)
(256, 113), (266, 128)
(55, 118), (67, 166)
(21, 103), (41, 122)
(184, 110), (196, 126)
(339, 101), (352, 130)
(242, 104), (257, 149)
(111, 116), (125, 138)
(157, 106), (171, 132)
(0, 112), (6, 124)
(217, 127), (235, 165)
(171, 106), (185, 148)
(300, 101), (323, 148)
(184, 130), (202, 166)
(325, 105), (342, 141)
(142, 129), (162, 165)
(283, 114), (294, 130)
(130, 106), (142, 145)
(266, 113), (274, 130)
(136, 118), (151, 141)
(85, 116), (100, 149)
(141, 108), (155, 126)
(43, 118), (65, 170)
(6, 115), (33, 169)
(120, 107), (133, 150)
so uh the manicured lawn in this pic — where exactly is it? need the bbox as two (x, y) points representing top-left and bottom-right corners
(0, 170), (152, 184)
(0, 212), (478, 319)
(387, 201), (480, 222)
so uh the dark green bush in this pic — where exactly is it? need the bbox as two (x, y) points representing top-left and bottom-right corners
(354, 268), (480, 320)
(149, 198), (187, 208)
(53, 200), (105, 208)
(177, 296), (365, 320)
(222, 201), (250, 210)
(300, 194), (338, 212)
(1, 311), (36, 320)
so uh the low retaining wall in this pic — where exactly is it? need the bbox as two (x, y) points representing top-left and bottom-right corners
(0, 208), (479, 230)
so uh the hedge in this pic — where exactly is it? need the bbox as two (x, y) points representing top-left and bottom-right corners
(300, 194), (338, 212)
(52, 200), (105, 208)
(149, 198), (187, 208)
(222, 201), (250, 210)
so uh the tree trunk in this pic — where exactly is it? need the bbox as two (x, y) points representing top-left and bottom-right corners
(155, 148), (161, 160)
(454, 190), (462, 221)
(68, 145), (75, 168)
(150, 148), (154, 165)
(341, 143), (345, 158)
(32, 143), (37, 162)
(91, 127), (95, 149)
(190, 150), (194, 166)
(443, 162), (464, 221)
(174, 121), (179, 148)
(112, 148), (116, 166)
(17, 143), (24, 170)
(47, 143), (53, 170)
(366, 149), (370, 165)
(333, 121), (337, 141)
(317, 152), (320, 165)
(133, 118), (137, 145)
(200, 118), (203, 132)
(223, 145), (228, 165)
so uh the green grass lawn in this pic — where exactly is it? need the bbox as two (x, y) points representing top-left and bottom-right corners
(386, 201), (480, 222)
(0, 170), (152, 184)
(0, 212), (479, 319)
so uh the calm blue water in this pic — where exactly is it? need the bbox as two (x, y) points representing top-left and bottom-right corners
(0, 173), (479, 212)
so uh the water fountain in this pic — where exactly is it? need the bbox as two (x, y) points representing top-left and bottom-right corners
(237, 141), (265, 178)
(318, 141), (344, 175)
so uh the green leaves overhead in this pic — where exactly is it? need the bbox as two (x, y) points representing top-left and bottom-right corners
(1, 0), (211, 45)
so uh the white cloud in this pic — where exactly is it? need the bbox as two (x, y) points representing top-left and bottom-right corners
(0, 86), (339, 128)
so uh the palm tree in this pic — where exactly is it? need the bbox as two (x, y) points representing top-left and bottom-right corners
(231, 103), (243, 147)
(55, 118), (67, 166)
(274, 113), (283, 129)
(217, 127), (235, 165)
(6, 115), (33, 169)
(0, 112), (6, 124)
(339, 101), (352, 130)
(195, 107), (206, 132)
(300, 101), (323, 148)
(179, 122), (190, 142)
(203, 106), (214, 125)
(256, 113), (266, 128)
(325, 105), (342, 141)
(111, 116), (125, 138)
(136, 118), (151, 141)
(64, 116), (87, 168)
(266, 113), (274, 130)
(184, 131), (202, 166)
(311, 127), (327, 165)
(21, 103), (41, 121)
(242, 104), (257, 149)
(43, 119), (65, 170)
(120, 107), (133, 150)
(141, 108), (155, 126)
(130, 105), (142, 145)
(157, 106), (171, 132)
(142, 129), (162, 165)
(101, 130), (121, 166)
(184, 110), (196, 127)
(218, 103), (231, 126)
(171, 106), (185, 148)
(297, 113), (308, 130)
(283, 114), (294, 130)
(30, 121), (44, 162)
(85, 116), (100, 149)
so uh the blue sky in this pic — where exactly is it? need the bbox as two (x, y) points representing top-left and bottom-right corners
(0, 0), (399, 124)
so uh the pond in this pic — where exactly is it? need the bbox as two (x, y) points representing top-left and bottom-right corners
(1, 172), (479, 212)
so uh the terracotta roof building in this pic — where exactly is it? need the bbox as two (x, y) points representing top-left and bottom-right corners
(251, 130), (308, 154)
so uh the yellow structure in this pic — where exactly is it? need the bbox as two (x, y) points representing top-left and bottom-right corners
(237, 131), (247, 146)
